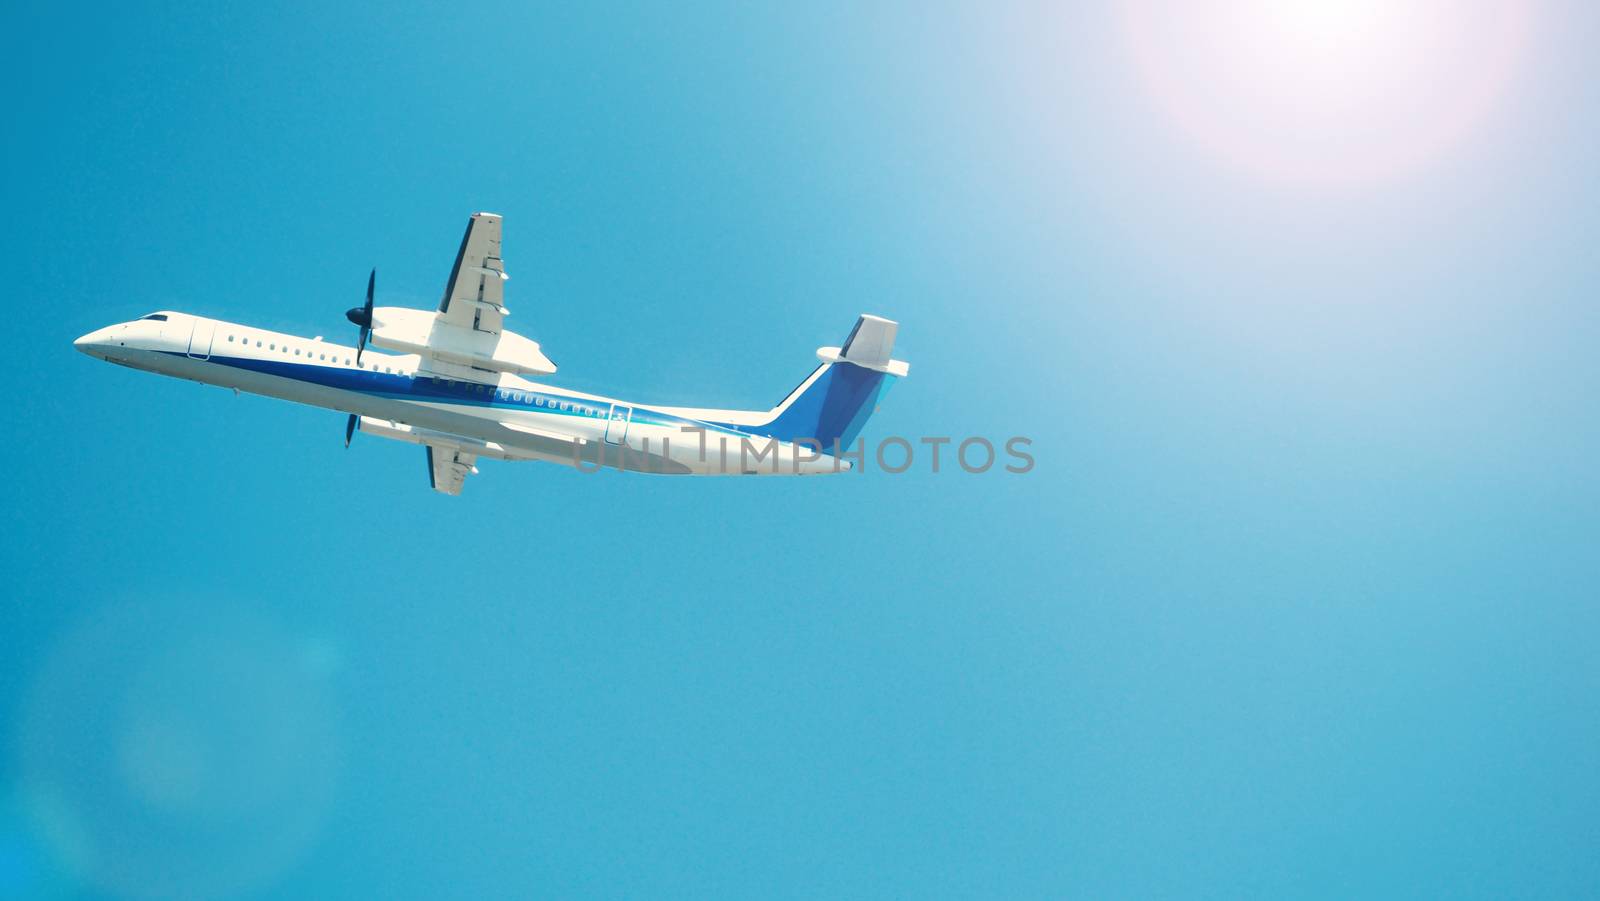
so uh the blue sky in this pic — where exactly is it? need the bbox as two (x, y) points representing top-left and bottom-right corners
(3, 2), (1598, 898)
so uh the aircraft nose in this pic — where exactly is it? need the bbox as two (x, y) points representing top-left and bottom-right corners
(74, 329), (109, 356)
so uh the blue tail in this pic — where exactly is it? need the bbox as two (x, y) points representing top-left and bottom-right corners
(744, 315), (908, 448)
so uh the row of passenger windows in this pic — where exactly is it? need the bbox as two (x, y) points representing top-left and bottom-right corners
(225, 333), (392, 371)
(221, 331), (605, 414)
(503, 393), (606, 417)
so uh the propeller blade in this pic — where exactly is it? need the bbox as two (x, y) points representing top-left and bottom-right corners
(350, 268), (375, 365)
(345, 413), (357, 448)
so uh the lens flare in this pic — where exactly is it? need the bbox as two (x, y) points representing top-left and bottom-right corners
(1118, 0), (1535, 187)
(16, 602), (342, 899)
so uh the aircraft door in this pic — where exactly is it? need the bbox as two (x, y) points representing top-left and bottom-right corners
(187, 319), (216, 360)
(605, 404), (631, 445)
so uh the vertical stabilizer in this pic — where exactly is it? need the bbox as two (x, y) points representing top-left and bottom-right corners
(743, 314), (909, 448)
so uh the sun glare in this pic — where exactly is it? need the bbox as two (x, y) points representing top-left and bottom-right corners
(1266, 0), (1393, 48)
(1118, 0), (1534, 187)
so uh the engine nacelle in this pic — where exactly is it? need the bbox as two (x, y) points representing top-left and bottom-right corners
(368, 306), (556, 376)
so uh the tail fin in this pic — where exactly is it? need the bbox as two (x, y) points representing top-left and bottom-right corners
(758, 315), (909, 448)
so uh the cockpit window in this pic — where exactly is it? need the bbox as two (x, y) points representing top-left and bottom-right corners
(140, 313), (168, 321)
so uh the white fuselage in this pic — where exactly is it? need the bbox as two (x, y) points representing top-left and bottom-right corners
(74, 311), (847, 477)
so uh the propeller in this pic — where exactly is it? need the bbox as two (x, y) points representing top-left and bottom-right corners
(345, 268), (376, 364)
(344, 413), (357, 448)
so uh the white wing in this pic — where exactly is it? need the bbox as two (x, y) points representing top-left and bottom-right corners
(438, 212), (508, 332)
(426, 445), (477, 496)
(367, 212), (554, 377)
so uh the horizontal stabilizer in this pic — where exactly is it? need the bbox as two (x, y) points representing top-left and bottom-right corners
(817, 314), (910, 376)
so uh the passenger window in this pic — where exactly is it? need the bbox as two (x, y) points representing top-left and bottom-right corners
(269, 343), (275, 350)
(227, 335), (234, 342)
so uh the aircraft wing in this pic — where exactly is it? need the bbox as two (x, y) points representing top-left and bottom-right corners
(367, 212), (554, 377)
(426, 444), (477, 496)
(438, 212), (508, 333)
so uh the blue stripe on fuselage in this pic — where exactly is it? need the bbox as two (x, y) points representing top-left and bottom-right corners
(164, 351), (756, 440)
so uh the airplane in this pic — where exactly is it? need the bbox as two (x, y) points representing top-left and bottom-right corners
(73, 212), (910, 494)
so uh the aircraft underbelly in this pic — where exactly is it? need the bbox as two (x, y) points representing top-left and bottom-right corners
(137, 350), (782, 476)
